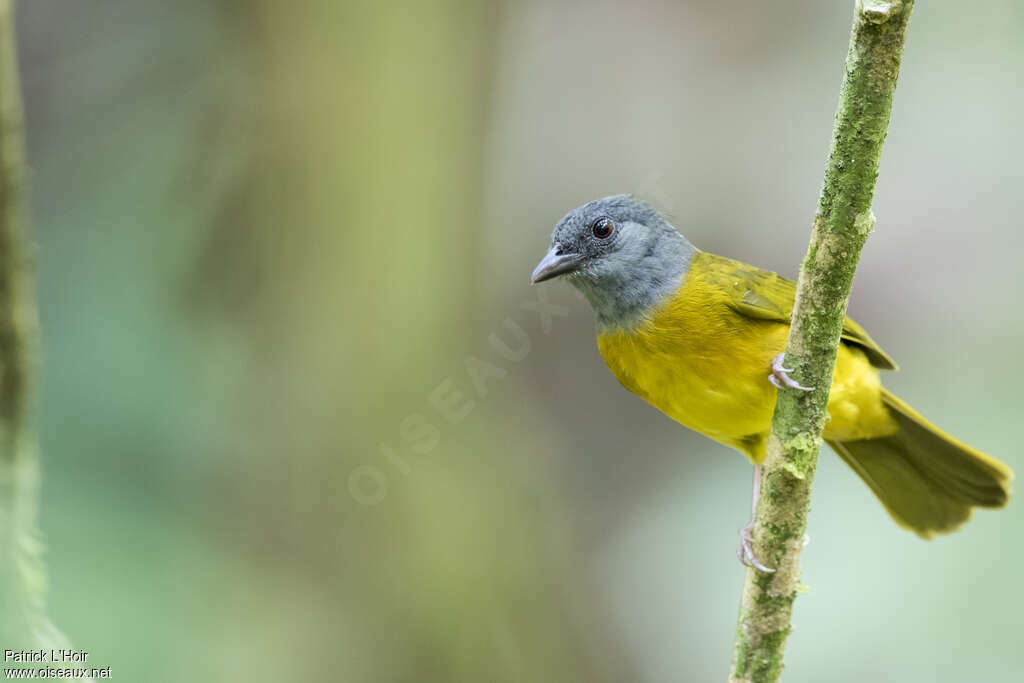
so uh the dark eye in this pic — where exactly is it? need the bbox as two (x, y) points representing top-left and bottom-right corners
(592, 218), (614, 239)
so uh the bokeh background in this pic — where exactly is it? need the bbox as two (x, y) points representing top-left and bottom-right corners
(15, 0), (1024, 680)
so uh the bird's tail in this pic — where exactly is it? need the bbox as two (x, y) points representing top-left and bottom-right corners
(826, 389), (1013, 538)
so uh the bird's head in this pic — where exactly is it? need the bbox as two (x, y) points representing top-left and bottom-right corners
(531, 195), (696, 329)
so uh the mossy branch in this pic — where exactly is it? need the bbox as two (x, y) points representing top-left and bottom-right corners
(0, 0), (53, 647)
(729, 1), (915, 681)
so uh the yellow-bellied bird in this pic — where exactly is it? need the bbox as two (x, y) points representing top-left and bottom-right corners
(531, 195), (1012, 571)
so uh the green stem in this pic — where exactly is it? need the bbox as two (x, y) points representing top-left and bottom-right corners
(729, 1), (915, 681)
(0, 0), (47, 645)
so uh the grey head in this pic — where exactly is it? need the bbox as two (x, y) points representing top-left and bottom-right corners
(531, 195), (697, 330)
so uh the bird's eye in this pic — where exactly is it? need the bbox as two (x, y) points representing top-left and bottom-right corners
(592, 218), (614, 239)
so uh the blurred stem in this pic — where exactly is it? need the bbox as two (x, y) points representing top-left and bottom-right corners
(729, 1), (914, 681)
(0, 0), (46, 644)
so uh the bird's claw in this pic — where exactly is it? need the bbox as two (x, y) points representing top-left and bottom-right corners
(769, 353), (813, 392)
(737, 524), (775, 573)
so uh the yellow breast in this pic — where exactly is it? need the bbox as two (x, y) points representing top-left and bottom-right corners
(596, 258), (896, 462)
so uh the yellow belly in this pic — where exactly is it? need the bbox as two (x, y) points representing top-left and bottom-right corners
(596, 278), (897, 463)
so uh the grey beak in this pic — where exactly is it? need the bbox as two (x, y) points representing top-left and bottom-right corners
(531, 247), (583, 284)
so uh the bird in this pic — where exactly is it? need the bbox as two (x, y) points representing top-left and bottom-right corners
(531, 194), (1012, 571)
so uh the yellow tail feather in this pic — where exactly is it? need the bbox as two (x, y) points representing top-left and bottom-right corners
(827, 389), (1013, 538)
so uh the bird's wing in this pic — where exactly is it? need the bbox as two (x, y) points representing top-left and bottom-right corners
(708, 253), (898, 370)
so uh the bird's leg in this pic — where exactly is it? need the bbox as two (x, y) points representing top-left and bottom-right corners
(769, 352), (813, 392)
(737, 464), (775, 573)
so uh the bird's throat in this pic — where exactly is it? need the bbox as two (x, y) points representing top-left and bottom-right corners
(572, 234), (695, 332)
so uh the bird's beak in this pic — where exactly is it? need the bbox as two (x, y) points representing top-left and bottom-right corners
(531, 247), (583, 284)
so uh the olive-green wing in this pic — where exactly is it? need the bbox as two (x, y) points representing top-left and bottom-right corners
(706, 253), (898, 370)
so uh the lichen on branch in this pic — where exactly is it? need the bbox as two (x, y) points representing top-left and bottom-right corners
(729, 2), (915, 681)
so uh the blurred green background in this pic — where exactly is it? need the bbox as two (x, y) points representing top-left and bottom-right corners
(15, 0), (1023, 680)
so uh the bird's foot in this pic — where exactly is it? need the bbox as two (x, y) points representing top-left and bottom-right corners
(769, 353), (813, 392)
(737, 523), (775, 573)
